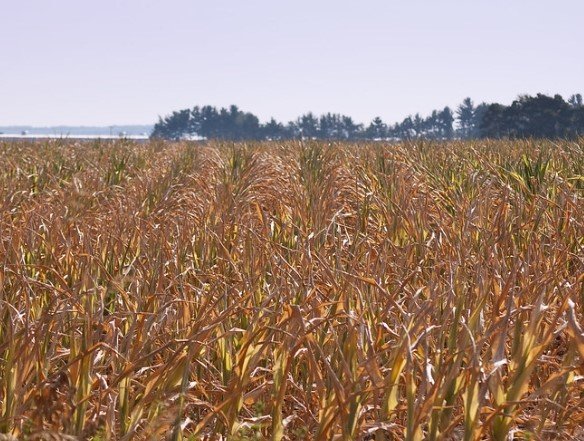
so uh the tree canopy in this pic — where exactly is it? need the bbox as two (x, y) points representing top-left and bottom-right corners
(151, 93), (584, 141)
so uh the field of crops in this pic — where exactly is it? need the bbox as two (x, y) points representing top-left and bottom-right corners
(0, 139), (583, 440)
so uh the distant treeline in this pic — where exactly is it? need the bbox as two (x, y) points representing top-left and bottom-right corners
(151, 93), (584, 141)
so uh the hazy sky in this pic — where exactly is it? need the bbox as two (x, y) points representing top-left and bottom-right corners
(1, 0), (583, 126)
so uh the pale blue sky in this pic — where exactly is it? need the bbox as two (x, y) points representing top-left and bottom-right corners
(1, 0), (582, 126)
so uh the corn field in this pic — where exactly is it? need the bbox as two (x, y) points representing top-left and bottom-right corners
(0, 139), (583, 440)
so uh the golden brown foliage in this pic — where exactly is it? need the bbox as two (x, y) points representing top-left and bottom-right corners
(0, 139), (583, 440)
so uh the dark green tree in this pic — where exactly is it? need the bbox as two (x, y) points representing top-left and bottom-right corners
(365, 117), (387, 139)
(151, 109), (192, 140)
(262, 118), (287, 140)
(439, 107), (455, 139)
(479, 103), (507, 138)
(568, 94), (583, 108)
(412, 114), (424, 138)
(341, 116), (362, 140)
(298, 113), (319, 139)
(456, 98), (475, 139)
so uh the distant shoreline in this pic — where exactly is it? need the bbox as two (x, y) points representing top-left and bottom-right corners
(0, 125), (153, 138)
(0, 133), (149, 140)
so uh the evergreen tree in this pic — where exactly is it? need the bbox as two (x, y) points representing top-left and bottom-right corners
(479, 103), (507, 138)
(199, 105), (220, 139)
(365, 117), (387, 139)
(439, 107), (455, 140)
(568, 93), (583, 108)
(412, 114), (424, 138)
(151, 109), (191, 140)
(425, 111), (439, 139)
(285, 121), (301, 139)
(262, 118), (287, 140)
(342, 115), (362, 140)
(456, 98), (475, 139)
(150, 93), (584, 141)
(298, 113), (319, 139)
(470, 103), (488, 138)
